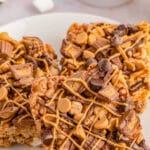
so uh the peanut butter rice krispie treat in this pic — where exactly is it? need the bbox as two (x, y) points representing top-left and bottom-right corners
(60, 22), (150, 113)
(0, 32), (59, 147)
(29, 60), (148, 150)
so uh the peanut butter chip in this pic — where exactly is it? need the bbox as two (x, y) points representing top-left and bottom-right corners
(58, 98), (71, 113)
(69, 101), (83, 115)
(0, 87), (8, 100)
(88, 34), (96, 45)
(75, 32), (88, 45)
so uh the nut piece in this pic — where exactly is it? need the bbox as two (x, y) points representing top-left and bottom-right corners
(0, 61), (10, 73)
(117, 142), (127, 150)
(74, 113), (84, 121)
(94, 107), (107, 119)
(31, 77), (47, 95)
(35, 67), (45, 77)
(84, 115), (95, 126)
(0, 87), (8, 100)
(73, 125), (86, 140)
(15, 58), (26, 64)
(10, 63), (33, 80)
(58, 98), (71, 113)
(88, 34), (96, 45)
(94, 117), (108, 130)
(69, 101), (83, 115)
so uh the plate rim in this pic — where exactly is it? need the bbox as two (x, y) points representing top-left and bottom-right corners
(0, 12), (119, 30)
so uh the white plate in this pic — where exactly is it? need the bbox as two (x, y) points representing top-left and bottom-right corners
(0, 12), (149, 149)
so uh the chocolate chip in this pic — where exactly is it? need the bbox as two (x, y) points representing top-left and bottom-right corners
(42, 129), (53, 146)
(111, 34), (122, 46)
(113, 24), (128, 37)
(98, 59), (112, 72)
(43, 135), (52, 146)
(90, 78), (104, 92)
(17, 109), (24, 115)
(113, 24), (139, 37)
(127, 24), (139, 34)
(117, 100), (131, 113)
(85, 58), (97, 69)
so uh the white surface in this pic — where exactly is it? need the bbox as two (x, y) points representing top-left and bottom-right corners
(0, 13), (149, 149)
(0, 0), (150, 25)
(0, 0), (5, 3)
(33, 0), (54, 13)
(80, 0), (131, 7)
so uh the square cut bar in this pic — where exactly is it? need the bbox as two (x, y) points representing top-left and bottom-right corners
(0, 32), (59, 147)
(29, 61), (147, 150)
(60, 22), (150, 113)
